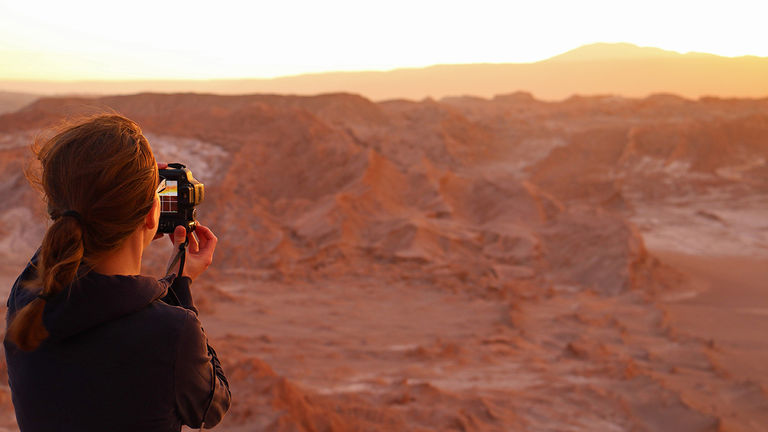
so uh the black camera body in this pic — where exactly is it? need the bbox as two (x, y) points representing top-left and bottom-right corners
(158, 163), (204, 233)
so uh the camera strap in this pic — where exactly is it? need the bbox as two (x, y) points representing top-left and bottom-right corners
(165, 236), (189, 279)
(178, 237), (188, 277)
(163, 237), (189, 307)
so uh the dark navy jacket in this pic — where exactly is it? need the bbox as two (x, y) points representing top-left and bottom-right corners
(4, 254), (231, 431)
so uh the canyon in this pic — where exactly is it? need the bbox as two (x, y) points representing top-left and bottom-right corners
(0, 91), (766, 431)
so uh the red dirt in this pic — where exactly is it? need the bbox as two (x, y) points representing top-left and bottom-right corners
(0, 92), (767, 431)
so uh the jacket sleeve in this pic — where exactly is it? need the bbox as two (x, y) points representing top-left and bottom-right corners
(161, 275), (197, 315)
(168, 276), (230, 428)
(175, 310), (231, 428)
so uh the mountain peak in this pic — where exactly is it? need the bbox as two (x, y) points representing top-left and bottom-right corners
(545, 42), (685, 62)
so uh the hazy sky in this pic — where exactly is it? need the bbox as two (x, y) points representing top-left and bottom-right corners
(0, 0), (766, 81)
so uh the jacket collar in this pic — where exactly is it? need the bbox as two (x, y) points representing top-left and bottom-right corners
(9, 252), (173, 341)
(43, 270), (172, 340)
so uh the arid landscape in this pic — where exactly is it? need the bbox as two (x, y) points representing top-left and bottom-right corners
(0, 90), (766, 431)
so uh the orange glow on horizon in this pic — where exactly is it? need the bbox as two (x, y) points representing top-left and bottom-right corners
(1, 0), (767, 82)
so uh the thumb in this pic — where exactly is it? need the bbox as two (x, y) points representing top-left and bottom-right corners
(172, 225), (187, 247)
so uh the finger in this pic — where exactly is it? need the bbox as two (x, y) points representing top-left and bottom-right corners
(194, 224), (216, 242)
(193, 225), (217, 253)
(157, 162), (168, 169)
(188, 230), (200, 253)
(172, 225), (186, 247)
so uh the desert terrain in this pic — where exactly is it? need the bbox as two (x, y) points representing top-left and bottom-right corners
(0, 91), (766, 431)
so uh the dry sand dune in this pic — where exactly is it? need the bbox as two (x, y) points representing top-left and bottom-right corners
(0, 92), (766, 431)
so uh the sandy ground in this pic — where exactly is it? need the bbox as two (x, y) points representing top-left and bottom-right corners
(653, 250), (768, 391)
(1, 235), (766, 431)
(1, 236), (766, 431)
(203, 276), (517, 395)
(173, 247), (768, 431)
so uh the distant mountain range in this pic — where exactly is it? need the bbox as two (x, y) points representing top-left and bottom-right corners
(0, 91), (40, 115)
(1, 42), (767, 102)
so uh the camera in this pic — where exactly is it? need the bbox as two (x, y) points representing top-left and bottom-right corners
(158, 163), (204, 233)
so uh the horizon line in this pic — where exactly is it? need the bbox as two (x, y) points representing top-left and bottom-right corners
(3, 42), (768, 86)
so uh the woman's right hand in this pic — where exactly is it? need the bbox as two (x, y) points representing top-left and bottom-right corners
(168, 223), (218, 282)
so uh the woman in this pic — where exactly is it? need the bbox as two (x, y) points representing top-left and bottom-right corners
(3, 114), (231, 431)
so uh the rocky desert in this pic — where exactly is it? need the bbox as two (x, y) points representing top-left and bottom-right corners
(0, 92), (766, 431)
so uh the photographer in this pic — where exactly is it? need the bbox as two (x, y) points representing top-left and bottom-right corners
(3, 115), (231, 431)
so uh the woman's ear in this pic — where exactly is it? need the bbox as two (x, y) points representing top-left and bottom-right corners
(145, 194), (160, 231)
(142, 195), (161, 247)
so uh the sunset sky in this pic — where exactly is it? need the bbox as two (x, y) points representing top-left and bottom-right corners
(0, 0), (766, 81)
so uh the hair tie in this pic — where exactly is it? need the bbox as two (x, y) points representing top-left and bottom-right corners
(61, 210), (83, 224)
